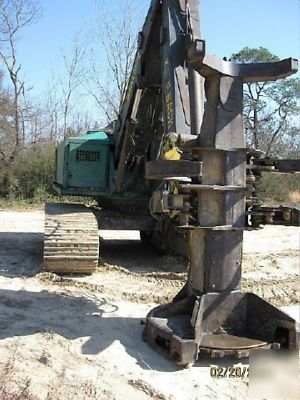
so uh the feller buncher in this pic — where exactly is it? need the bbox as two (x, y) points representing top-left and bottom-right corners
(43, 0), (300, 365)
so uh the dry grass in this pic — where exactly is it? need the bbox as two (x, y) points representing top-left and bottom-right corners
(289, 191), (300, 204)
(128, 379), (170, 400)
(0, 359), (37, 400)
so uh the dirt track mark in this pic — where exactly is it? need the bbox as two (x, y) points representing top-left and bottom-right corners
(242, 277), (299, 306)
(36, 267), (299, 307)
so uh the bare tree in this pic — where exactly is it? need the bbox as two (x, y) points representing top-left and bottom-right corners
(0, 0), (41, 155)
(48, 102), (59, 141)
(44, 79), (61, 142)
(59, 34), (86, 138)
(87, 0), (146, 124)
(0, 72), (14, 161)
(22, 100), (47, 146)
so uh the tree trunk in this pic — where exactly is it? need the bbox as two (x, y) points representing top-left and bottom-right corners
(253, 105), (258, 148)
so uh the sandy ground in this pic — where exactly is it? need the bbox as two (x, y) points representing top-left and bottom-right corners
(0, 210), (299, 400)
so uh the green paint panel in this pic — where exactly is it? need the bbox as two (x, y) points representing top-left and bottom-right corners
(54, 131), (114, 195)
(55, 144), (65, 185)
(67, 140), (108, 189)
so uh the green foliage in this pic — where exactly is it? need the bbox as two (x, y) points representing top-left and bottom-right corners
(0, 140), (97, 208)
(231, 47), (300, 157)
(232, 47), (279, 63)
(6, 142), (56, 200)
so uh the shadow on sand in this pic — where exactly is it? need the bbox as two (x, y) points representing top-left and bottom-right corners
(0, 287), (182, 372)
(0, 232), (43, 278)
(0, 231), (184, 278)
(0, 287), (248, 371)
(0, 233), (245, 371)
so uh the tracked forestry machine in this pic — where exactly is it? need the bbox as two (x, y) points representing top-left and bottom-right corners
(44, 0), (300, 365)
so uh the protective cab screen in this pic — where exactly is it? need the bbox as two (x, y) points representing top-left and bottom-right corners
(76, 150), (100, 162)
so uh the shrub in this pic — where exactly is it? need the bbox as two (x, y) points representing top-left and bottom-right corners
(8, 142), (56, 200)
(260, 173), (300, 206)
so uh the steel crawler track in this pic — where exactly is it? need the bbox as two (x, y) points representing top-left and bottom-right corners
(43, 203), (99, 274)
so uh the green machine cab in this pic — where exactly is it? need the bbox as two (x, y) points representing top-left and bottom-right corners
(54, 131), (115, 196)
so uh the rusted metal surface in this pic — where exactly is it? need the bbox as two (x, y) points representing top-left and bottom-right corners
(254, 158), (300, 173)
(144, 291), (298, 365)
(146, 160), (203, 180)
(142, 0), (299, 365)
(188, 40), (298, 82)
(246, 152), (300, 228)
